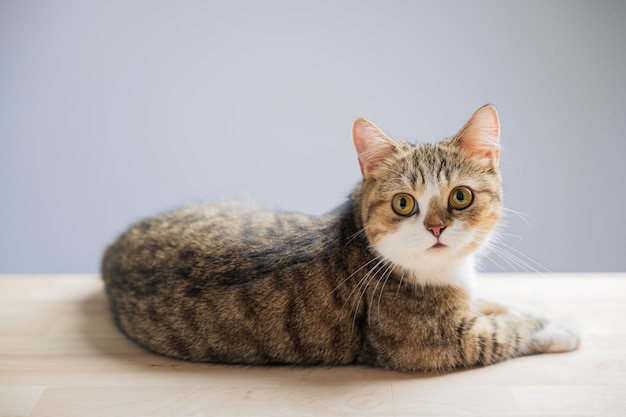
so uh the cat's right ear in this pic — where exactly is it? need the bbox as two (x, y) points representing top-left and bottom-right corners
(352, 118), (397, 179)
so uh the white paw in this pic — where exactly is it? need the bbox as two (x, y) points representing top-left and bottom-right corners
(508, 303), (551, 321)
(534, 319), (581, 353)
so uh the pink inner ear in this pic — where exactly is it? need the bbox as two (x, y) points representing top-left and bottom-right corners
(458, 105), (500, 163)
(352, 118), (396, 178)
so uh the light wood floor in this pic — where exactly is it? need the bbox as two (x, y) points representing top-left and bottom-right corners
(1, 274), (625, 417)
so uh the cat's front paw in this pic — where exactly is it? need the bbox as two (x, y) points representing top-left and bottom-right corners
(534, 319), (581, 353)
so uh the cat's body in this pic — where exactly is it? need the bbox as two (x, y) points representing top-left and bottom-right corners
(102, 105), (580, 372)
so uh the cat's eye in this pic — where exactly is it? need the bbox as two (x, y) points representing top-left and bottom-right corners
(391, 193), (418, 216)
(448, 186), (474, 210)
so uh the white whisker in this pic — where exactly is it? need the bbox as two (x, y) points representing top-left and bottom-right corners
(477, 227), (549, 275)
(489, 246), (525, 272)
(498, 241), (551, 274)
(345, 225), (370, 246)
(368, 260), (395, 324)
(502, 207), (532, 227)
(495, 232), (523, 241)
(333, 256), (379, 295)
(353, 258), (387, 329)
(487, 244), (549, 275)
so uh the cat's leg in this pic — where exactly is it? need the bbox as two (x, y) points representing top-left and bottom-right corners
(474, 299), (556, 324)
(365, 285), (580, 372)
(365, 312), (580, 372)
(454, 313), (581, 369)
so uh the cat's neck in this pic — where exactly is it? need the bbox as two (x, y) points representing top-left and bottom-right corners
(402, 255), (477, 299)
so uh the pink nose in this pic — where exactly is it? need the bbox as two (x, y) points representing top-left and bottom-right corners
(427, 224), (445, 238)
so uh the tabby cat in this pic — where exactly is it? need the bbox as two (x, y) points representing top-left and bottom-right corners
(102, 105), (580, 372)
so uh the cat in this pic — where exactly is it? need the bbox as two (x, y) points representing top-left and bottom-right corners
(101, 105), (580, 372)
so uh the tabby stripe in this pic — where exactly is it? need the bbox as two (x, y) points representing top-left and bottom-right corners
(437, 158), (448, 182)
(181, 305), (200, 333)
(456, 316), (477, 365)
(167, 333), (191, 358)
(285, 298), (305, 359)
(512, 332), (522, 357)
(477, 335), (487, 365)
(489, 316), (500, 360)
(365, 200), (388, 224)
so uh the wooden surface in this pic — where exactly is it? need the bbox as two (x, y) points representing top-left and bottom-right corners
(1, 273), (625, 417)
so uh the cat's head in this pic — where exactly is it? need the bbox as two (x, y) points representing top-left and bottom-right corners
(352, 105), (502, 275)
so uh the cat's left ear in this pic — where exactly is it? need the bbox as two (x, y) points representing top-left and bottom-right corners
(352, 118), (398, 179)
(452, 104), (500, 165)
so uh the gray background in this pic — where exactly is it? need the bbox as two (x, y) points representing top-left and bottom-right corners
(2, 1), (625, 274)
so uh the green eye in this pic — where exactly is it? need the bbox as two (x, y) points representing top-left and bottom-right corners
(449, 186), (474, 210)
(391, 193), (418, 216)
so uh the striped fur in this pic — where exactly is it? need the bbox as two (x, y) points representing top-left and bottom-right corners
(102, 105), (579, 372)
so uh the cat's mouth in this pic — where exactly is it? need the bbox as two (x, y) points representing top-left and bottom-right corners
(429, 242), (448, 250)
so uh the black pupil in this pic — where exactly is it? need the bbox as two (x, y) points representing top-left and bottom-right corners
(399, 197), (407, 209)
(456, 190), (464, 201)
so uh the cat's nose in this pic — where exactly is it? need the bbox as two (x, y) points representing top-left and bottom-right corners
(427, 224), (446, 238)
